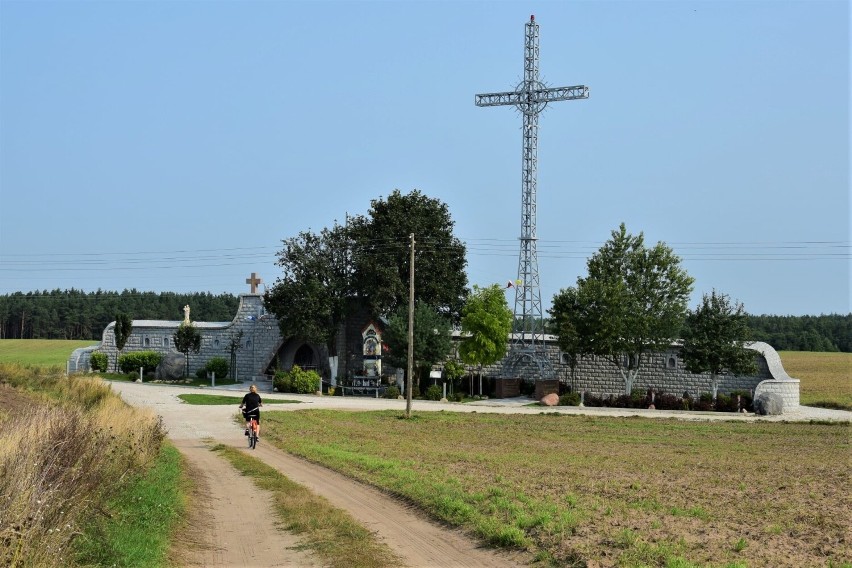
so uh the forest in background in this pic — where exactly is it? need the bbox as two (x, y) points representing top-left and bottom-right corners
(0, 289), (238, 340)
(0, 289), (848, 352)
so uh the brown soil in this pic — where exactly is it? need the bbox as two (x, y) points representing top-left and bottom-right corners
(109, 382), (531, 567)
(168, 438), (319, 567)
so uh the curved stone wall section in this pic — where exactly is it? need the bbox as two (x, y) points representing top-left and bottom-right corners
(748, 341), (801, 409)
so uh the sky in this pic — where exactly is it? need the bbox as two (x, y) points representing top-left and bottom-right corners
(0, 0), (849, 317)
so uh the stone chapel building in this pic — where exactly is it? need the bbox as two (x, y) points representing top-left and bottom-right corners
(71, 274), (801, 410)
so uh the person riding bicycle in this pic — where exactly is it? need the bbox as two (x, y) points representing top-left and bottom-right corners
(239, 384), (263, 438)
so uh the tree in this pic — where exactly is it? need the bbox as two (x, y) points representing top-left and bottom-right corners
(548, 287), (581, 392)
(458, 284), (513, 395)
(549, 223), (694, 394)
(227, 329), (244, 380)
(681, 290), (757, 399)
(264, 223), (351, 351)
(349, 189), (468, 318)
(382, 303), (452, 393)
(113, 312), (133, 372)
(173, 322), (202, 378)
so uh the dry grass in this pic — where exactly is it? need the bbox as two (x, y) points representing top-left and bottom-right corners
(264, 410), (850, 567)
(0, 364), (165, 568)
(779, 351), (852, 410)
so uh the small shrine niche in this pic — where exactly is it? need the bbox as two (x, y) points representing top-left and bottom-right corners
(361, 323), (382, 377)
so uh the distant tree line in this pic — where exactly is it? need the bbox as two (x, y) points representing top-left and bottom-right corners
(745, 314), (851, 352)
(0, 289), (239, 340)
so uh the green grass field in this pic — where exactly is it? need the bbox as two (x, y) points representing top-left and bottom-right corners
(263, 410), (850, 567)
(0, 339), (98, 366)
(779, 351), (851, 410)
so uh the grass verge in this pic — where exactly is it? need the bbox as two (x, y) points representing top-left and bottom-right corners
(212, 444), (401, 568)
(262, 409), (850, 568)
(178, 393), (301, 405)
(0, 363), (180, 568)
(74, 443), (185, 567)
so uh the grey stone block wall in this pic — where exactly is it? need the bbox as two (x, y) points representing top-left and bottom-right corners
(94, 295), (282, 381)
(86, 297), (800, 410)
(442, 337), (798, 406)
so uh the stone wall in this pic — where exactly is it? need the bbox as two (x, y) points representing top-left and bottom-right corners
(94, 294), (282, 381)
(84, 296), (800, 410)
(445, 336), (798, 405)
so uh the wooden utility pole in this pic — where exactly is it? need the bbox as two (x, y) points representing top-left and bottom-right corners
(405, 233), (415, 418)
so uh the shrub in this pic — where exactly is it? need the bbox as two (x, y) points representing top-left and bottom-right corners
(694, 393), (715, 412)
(730, 389), (753, 412)
(203, 357), (229, 379)
(425, 384), (442, 401)
(559, 392), (581, 406)
(453, 391), (464, 402)
(655, 393), (683, 411)
(90, 352), (109, 372)
(118, 351), (163, 374)
(273, 365), (319, 394)
(384, 385), (401, 399)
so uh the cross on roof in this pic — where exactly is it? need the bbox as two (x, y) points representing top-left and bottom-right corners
(245, 272), (262, 294)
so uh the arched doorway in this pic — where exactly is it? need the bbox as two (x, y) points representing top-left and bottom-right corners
(294, 344), (316, 371)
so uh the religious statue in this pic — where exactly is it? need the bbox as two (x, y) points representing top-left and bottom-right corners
(183, 304), (190, 324)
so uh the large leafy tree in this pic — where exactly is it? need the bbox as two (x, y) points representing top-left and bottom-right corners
(548, 287), (581, 391)
(349, 189), (468, 318)
(459, 284), (513, 394)
(382, 302), (452, 393)
(681, 290), (757, 399)
(173, 322), (202, 378)
(264, 223), (351, 351)
(550, 223), (694, 394)
(113, 312), (133, 372)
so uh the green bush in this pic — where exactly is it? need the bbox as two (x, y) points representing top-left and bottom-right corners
(90, 352), (108, 372)
(273, 370), (291, 393)
(558, 392), (581, 406)
(425, 384), (442, 401)
(118, 351), (163, 374)
(384, 385), (401, 399)
(195, 357), (229, 380)
(273, 365), (319, 394)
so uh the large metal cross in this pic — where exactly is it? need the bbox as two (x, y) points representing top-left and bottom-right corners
(476, 15), (588, 378)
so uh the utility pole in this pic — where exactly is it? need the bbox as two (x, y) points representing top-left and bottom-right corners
(405, 233), (415, 418)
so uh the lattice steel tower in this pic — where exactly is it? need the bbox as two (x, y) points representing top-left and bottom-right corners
(475, 15), (588, 378)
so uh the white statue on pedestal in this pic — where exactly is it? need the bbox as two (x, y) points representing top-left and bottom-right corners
(183, 305), (190, 324)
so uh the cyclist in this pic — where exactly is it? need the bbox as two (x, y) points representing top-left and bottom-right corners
(239, 384), (263, 439)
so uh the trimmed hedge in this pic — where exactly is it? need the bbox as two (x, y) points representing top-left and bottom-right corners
(90, 352), (109, 372)
(118, 351), (163, 374)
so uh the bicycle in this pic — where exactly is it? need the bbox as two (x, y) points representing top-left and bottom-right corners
(243, 407), (260, 450)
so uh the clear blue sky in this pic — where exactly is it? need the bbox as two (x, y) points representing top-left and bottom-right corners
(1, 0), (848, 316)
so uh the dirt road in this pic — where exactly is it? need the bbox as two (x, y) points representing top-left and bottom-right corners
(112, 382), (528, 567)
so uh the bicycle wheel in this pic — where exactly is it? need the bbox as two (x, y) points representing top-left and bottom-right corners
(249, 419), (258, 449)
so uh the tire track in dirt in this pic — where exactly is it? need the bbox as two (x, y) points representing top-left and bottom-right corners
(172, 438), (320, 568)
(237, 439), (528, 568)
(112, 382), (531, 567)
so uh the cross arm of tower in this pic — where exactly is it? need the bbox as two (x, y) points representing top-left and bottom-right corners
(475, 85), (589, 107)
